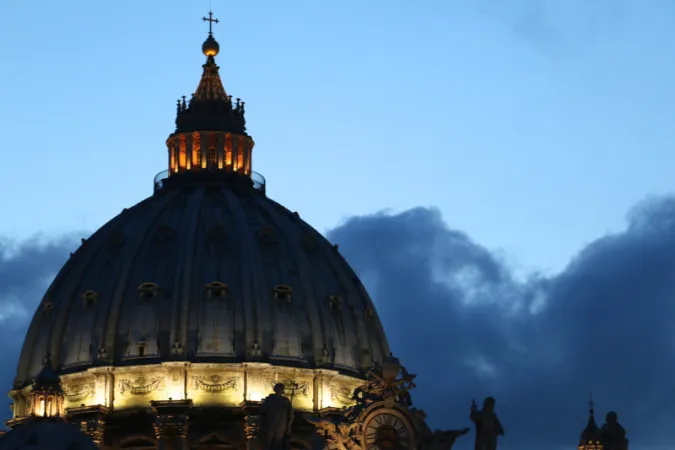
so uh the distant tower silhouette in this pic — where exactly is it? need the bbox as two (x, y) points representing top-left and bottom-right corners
(578, 394), (603, 450)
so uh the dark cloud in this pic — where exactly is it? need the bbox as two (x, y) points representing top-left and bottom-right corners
(0, 234), (80, 424)
(2, 197), (674, 449)
(328, 197), (675, 450)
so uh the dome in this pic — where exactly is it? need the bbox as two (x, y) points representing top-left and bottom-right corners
(13, 175), (390, 388)
(0, 419), (97, 450)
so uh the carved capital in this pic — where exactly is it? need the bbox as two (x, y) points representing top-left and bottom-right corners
(79, 419), (105, 443)
(154, 414), (189, 439)
(244, 414), (259, 440)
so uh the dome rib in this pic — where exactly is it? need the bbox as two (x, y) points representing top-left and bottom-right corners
(102, 191), (181, 363)
(14, 185), (390, 387)
(256, 200), (315, 362)
(174, 188), (207, 355)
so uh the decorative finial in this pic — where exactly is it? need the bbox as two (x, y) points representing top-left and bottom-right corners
(588, 390), (594, 412)
(201, 11), (220, 57)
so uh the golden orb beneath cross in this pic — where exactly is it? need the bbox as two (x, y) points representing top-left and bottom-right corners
(202, 36), (220, 57)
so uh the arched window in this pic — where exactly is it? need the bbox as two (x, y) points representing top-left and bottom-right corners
(328, 295), (342, 310)
(46, 396), (54, 416)
(82, 290), (99, 307)
(37, 396), (45, 416)
(274, 285), (293, 303)
(138, 283), (159, 300)
(43, 302), (54, 318)
(205, 281), (228, 299)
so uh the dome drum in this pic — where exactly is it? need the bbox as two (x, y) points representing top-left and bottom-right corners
(153, 168), (266, 195)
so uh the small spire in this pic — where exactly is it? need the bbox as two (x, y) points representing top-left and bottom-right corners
(589, 390), (595, 413)
(579, 393), (601, 447)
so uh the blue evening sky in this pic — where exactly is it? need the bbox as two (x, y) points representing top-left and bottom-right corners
(1, 0), (674, 276)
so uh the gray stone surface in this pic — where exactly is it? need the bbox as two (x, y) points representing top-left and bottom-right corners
(14, 183), (390, 387)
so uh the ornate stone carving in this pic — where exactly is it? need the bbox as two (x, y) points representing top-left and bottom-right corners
(330, 385), (353, 406)
(305, 416), (361, 450)
(248, 342), (262, 357)
(307, 354), (470, 450)
(97, 347), (110, 362)
(64, 383), (95, 402)
(119, 376), (165, 395)
(192, 375), (239, 393)
(266, 378), (308, 397)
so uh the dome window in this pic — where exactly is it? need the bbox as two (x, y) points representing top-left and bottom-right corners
(137, 339), (147, 357)
(206, 281), (228, 299)
(138, 282), (159, 300)
(365, 307), (374, 321)
(81, 290), (99, 307)
(43, 302), (54, 318)
(274, 285), (293, 303)
(328, 295), (342, 310)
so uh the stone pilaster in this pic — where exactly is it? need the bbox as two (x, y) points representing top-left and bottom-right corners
(242, 400), (261, 450)
(80, 418), (105, 447)
(66, 405), (109, 448)
(151, 399), (193, 450)
(153, 414), (189, 450)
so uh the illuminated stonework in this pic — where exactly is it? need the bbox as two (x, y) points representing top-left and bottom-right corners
(9, 363), (363, 419)
(167, 131), (254, 174)
(6, 10), (389, 449)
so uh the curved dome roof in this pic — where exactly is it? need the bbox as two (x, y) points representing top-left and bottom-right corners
(0, 419), (97, 450)
(14, 177), (390, 387)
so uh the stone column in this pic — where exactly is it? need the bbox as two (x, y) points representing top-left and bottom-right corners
(232, 135), (240, 172)
(185, 134), (194, 170)
(66, 405), (109, 449)
(153, 414), (189, 450)
(199, 132), (209, 169)
(175, 416), (189, 450)
(216, 132), (225, 169)
(80, 419), (105, 448)
(244, 413), (260, 450)
(151, 399), (193, 450)
(153, 416), (169, 450)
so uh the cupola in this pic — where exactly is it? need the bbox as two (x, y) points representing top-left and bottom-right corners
(29, 355), (65, 419)
(159, 11), (258, 192)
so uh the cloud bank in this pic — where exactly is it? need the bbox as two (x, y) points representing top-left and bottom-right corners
(328, 196), (675, 450)
(2, 197), (675, 450)
(0, 234), (80, 411)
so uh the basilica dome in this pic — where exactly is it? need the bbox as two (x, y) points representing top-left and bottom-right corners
(14, 174), (389, 387)
(7, 18), (391, 447)
(11, 29), (389, 394)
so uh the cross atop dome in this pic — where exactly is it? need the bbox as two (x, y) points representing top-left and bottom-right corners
(201, 10), (220, 57)
(203, 10), (219, 37)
